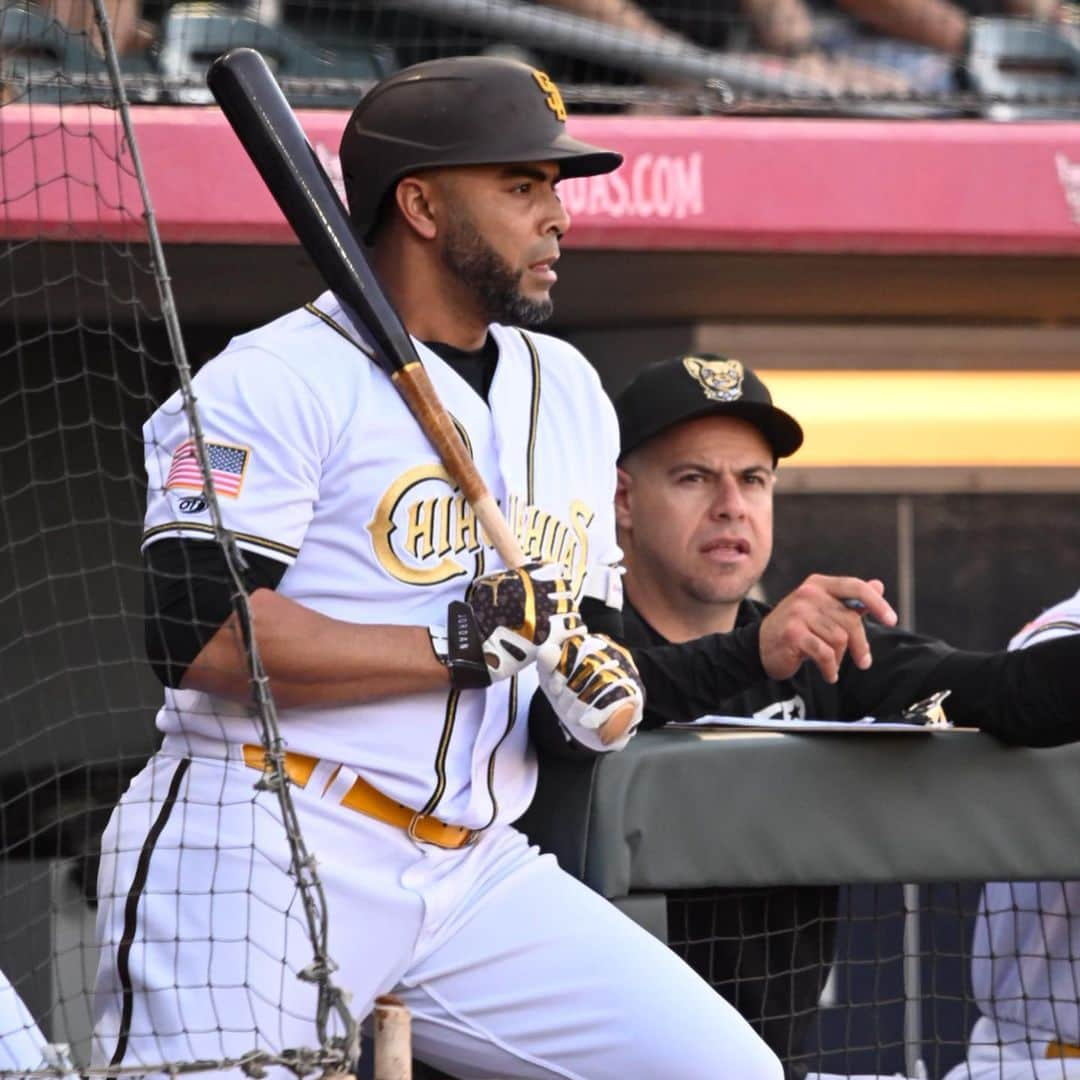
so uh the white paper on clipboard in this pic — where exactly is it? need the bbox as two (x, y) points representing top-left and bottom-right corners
(671, 715), (953, 734)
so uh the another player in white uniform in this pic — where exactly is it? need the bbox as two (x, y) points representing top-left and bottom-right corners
(945, 591), (1080, 1080)
(92, 57), (782, 1079)
(1, 969), (50, 1074)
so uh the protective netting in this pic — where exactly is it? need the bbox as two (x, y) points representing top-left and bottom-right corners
(1, 4), (353, 1075)
(668, 881), (1080, 1080)
(3, 0), (1079, 1077)
(2, 8), (168, 1069)
(3, 0), (1079, 114)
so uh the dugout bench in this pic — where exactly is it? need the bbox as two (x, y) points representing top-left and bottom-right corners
(516, 727), (1080, 1078)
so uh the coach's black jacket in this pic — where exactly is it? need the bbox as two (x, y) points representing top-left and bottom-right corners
(624, 596), (1080, 746)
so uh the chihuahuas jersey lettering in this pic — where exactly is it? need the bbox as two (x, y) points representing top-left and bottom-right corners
(141, 291), (621, 829)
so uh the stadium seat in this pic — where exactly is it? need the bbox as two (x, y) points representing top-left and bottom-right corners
(156, 2), (395, 106)
(965, 17), (1080, 119)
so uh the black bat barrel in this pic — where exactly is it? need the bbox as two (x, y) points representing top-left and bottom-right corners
(206, 48), (417, 376)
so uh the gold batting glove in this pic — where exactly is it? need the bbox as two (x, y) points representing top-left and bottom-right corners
(536, 631), (644, 752)
(463, 562), (581, 681)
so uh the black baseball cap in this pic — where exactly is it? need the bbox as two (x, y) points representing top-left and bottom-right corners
(341, 56), (623, 241)
(615, 354), (804, 462)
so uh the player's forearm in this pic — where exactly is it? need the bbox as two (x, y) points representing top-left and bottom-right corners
(180, 587), (449, 705)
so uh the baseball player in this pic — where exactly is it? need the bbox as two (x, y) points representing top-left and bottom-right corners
(92, 60), (785, 1079)
(943, 593), (1080, 1080)
(1, 968), (49, 1074)
(544, 354), (1080, 1078)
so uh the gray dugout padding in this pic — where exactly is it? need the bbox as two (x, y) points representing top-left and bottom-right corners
(518, 729), (1080, 898)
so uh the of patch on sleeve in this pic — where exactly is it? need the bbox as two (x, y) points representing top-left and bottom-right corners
(165, 438), (251, 498)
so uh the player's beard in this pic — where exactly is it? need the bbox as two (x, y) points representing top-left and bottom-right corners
(440, 213), (553, 328)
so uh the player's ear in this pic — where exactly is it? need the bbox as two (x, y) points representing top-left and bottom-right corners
(614, 466), (633, 532)
(394, 175), (438, 241)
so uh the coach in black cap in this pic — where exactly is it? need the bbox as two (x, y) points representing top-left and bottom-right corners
(608, 353), (1080, 1076)
(616, 353), (803, 465)
(614, 353), (816, 650)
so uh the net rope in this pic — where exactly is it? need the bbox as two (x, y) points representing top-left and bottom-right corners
(90, 0), (357, 1072)
(1, 0), (356, 1074)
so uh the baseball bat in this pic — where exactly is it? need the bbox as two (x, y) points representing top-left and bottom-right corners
(206, 47), (521, 568)
(205, 48), (635, 745)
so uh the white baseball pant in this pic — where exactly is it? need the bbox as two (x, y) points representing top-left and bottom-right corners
(943, 1018), (1080, 1080)
(1, 968), (49, 1073)
(93, 748), (782, 1080)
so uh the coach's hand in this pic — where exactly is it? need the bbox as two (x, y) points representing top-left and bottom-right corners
(464, 562), (581, 681)
(537, 631), (644, 752)
(759, 574), (898, 684)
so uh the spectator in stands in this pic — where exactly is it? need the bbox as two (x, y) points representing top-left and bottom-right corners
(539, 0), (911, 95)
(541, 0), (1066, 97)
(822, 0), (1065, 58)
(42, 0), (149, 55)
(800, 0), (1069, 95)
(943, 592), (1080, 1080)
(529, 354), (1080, 1077)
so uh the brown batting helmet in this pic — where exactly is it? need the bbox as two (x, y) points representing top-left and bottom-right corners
(340, 55), (623, 241)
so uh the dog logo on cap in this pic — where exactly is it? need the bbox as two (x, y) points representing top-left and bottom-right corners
(532, 69), (567, 122)
(683, 356), (744, 402)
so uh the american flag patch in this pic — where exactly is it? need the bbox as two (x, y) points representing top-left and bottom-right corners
(165, 439), (249, 498)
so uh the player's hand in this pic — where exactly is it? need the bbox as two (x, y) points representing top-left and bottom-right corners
(464, 562), (581, 681)
(536, 631), (644, 752)
(758, 574), (898, 684)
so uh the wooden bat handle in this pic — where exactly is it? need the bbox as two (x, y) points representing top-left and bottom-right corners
(392, 364), (526, 568)
(599, 703), (638, 745)
(392, 364), (637, 746)
(373, 995), (411, 1080)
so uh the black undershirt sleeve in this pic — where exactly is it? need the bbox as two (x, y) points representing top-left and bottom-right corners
(144, 538), (288, 688)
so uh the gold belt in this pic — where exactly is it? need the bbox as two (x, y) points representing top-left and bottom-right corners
(241, 745), (477, 850)
(1047, 1041), (1080, 1059)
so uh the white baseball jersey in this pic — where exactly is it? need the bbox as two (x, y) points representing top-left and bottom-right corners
(141, 291), (621, 829)
(0, 968), (48, 1072)
(969, 591), (1080, 1047)
(943, 590), (1080, 1079)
